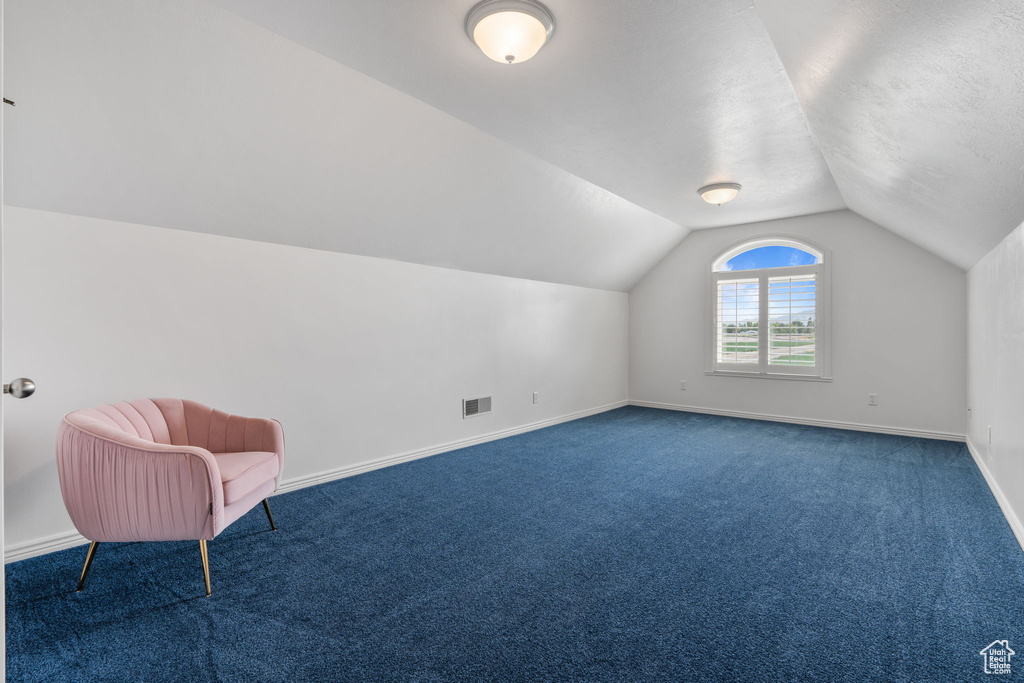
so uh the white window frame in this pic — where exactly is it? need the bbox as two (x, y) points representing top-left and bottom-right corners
(705, 235), (832, 382)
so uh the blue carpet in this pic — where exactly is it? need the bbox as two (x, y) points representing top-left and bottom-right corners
(6, 406), (1024, 681)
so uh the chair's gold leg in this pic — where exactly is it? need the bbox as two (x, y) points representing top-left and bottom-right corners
(199, 540), (211, 597)
(76, 541), (99, 592)
(262, 498), (277, 531)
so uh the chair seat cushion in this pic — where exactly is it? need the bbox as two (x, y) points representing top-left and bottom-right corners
(214, 451), (280, 505)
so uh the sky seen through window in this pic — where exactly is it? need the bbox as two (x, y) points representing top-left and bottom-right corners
(721, 245), (818, 271)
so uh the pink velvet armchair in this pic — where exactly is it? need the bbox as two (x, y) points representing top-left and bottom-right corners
(56, 398), (284, 596)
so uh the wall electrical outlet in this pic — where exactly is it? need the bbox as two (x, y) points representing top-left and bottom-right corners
(532, 391), (539, 404)
(680, 380), (687, 391)
(868, 393), (878, 406)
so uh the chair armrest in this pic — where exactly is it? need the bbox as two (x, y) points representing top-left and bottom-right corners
(57, 419), (226, 541)
(231, 414), (285, 486)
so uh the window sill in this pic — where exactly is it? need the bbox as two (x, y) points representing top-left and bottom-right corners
(704, 370), (833, 383)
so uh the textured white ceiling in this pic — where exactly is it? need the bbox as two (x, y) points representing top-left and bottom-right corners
(3, 0), (686, 291)
(754, 0), (1024, 269)
(209, 0), (846, 229)
(7, 0), (1018, 283)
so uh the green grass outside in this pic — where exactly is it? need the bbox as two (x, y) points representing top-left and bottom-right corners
(721, 341), (814, 352)
(720, 342), (757, 352)
(771, 354), (815, 365)
(767, 340), (812, 347)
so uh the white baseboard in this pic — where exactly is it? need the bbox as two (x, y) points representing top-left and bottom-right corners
(4, 400), (628, 563)
(965, 437), (1024, 554)
(628, 400), (966, 442)
(4, 529), (93, 563)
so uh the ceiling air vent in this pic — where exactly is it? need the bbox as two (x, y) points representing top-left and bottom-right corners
(463, 396), (492, 419)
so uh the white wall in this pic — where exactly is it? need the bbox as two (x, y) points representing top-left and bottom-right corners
(2, 206), (628, 555)
(967, 219), (1024, 546)
(629, 210), (967, 436)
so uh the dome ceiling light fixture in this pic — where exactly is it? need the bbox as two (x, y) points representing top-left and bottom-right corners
(698, 183), (742, 206)
(465, 0), (555, 65)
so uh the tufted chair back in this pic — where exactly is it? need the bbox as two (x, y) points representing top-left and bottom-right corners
(65, 398), (284, 455)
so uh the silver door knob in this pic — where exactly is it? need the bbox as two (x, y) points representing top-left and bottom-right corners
(4, 378), (36, 398)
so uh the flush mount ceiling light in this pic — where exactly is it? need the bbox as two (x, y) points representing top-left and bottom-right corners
(698, 183), (742, 205)
(465, 0), (555, 65)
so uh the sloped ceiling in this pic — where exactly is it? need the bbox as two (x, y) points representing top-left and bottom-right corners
(2, 0), (685, 291)
(6, 0), (1023, 284)
(754, 0), (1024, 269)
(209, 0), (845, 230)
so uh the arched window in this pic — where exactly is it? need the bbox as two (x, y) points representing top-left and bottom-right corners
(708, 236), (830, 380)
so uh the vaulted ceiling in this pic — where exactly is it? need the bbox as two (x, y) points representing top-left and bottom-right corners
(5, 0), (1023, 288)
(3, 0), (684, 291)
(209, 0), (845, 230)
(755, 0), (1024, 269)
